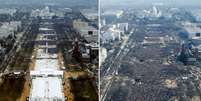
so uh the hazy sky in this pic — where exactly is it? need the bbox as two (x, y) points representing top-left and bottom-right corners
(0, 0), (98, 6)
(101, 0), (201, 7)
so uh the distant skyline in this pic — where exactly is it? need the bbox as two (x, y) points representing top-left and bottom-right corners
(101, 0), (201, 8)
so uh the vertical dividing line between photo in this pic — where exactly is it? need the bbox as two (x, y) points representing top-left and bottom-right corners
(98, 0), (100, 99)
(98, 0), (101, 100)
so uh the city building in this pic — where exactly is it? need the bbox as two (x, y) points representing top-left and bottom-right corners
(0, 8), (17, 15)
(100, 47), (107, 66)
(0, 21), (21, 37)
(81, 9), (98, 21)
(81, 43), (99, 63)
(101, 25), (123, 43)
(73, 19), (98, 43)
(31, 6), (55, 19)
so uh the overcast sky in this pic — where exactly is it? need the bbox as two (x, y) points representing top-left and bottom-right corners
(101, 0), (201, 7)
(0, 0), (98, 6)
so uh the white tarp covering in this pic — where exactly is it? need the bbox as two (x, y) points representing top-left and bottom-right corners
(35, 48), (59, 70)
(35, 59), (59, 70)
(29, 77), (65, 101)
(36, 48), (57, 59)
(39, 28), (54, 31)
(30, 28), (65, 101)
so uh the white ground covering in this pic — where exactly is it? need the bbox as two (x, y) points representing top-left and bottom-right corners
(36, 48), (57, 59)
(35, 48), (59, 70)
(35, 59), (59, 70)
(29, 77), (65, 101)
(39, 28), (54, 31)
(30, 32), (64, 100)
